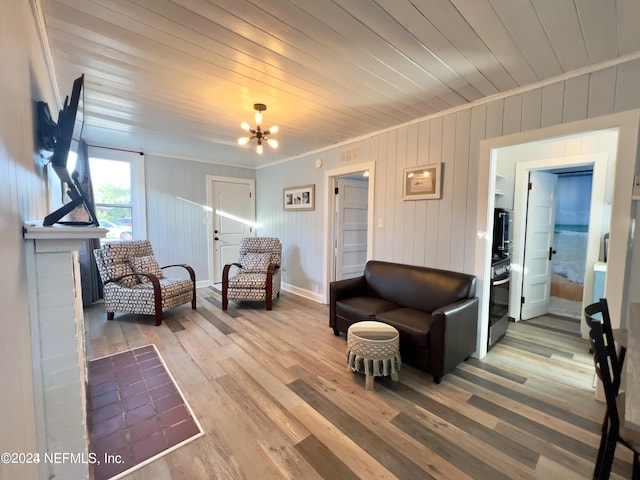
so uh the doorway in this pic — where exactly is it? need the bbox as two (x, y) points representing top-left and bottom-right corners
(510, 152), (609, 340)
(333, 175), (369, 281)
(549, 170), (594, 321)
(323, 161), (376, 302)
(474, 113), (640, 361)
(519, 168), (595, 326)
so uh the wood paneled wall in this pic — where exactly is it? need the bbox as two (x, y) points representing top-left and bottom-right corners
(256, 60), (640, 300)
(144, 154), (254, 283)
(1, 1), (62, 477)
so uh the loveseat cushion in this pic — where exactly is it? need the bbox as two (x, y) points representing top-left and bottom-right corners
(365, 261), (476, 313)
(376, 308), (431, 349)
(336, 296), (399, 321)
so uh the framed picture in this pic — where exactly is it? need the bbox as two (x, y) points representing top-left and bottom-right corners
(402, 163), (442, 200)
(283, 184), (315, 211)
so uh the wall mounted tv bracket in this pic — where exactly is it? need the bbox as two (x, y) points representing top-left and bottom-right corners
(36, 101), (57, 152)
(43, 168), (99, 227)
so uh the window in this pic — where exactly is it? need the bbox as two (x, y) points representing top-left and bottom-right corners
(91, 158), (134, 242)
(69, 146), (146, 243)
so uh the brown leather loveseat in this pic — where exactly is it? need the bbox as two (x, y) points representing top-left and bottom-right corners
(330, 260), (479, 383)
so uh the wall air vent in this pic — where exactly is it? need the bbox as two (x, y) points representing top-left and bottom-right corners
(339, 146), (360, 163)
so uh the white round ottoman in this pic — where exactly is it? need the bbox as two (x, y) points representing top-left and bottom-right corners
(346, 321), (401, 390)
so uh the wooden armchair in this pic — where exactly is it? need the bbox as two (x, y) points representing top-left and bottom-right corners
(222, 237), (281, 310)
(93, 240), (196, 326)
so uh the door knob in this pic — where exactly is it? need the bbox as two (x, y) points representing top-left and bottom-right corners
(548, 247), (557, 261)
(214, 237), (219, 241)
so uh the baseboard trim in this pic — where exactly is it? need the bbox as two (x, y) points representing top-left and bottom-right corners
(197, 280), (324, 304)
(282, 282), (324, 304)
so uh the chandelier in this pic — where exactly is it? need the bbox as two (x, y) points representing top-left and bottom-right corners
(237, 103), (279, 154)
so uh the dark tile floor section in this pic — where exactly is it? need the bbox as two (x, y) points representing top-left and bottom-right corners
(88, 345), (202, 480)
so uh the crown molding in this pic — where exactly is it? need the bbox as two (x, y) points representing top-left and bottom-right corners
(29, 0), (61, 107)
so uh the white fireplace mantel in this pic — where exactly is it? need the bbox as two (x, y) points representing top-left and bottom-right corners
(23, 223), (106, 480)
(23, 222), (107, 248)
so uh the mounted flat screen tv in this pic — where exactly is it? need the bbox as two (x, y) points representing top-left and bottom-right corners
(43, 74), (99, 227)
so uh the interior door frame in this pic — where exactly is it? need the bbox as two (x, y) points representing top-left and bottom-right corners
(323, 161), (376, 303)
(474, 110), (640, 360)
(206, 175), (256, 286)
(511, 153), (607, 334)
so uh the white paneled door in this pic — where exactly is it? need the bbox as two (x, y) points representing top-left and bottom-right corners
(521, 171), (557, 320)
(335, 177), (368, 280)
(210, 179), (255, 284)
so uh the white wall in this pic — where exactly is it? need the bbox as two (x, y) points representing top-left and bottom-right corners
(256, 59), (640, 306)
(0, 1), (60, 478)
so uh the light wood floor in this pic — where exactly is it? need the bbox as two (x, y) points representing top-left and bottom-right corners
(84, 289), (634, 479)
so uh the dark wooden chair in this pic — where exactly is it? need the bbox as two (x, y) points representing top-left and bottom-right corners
(585, 299), (639, 479)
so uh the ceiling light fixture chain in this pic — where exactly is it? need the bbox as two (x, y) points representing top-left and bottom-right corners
(237, 103), (279, 154)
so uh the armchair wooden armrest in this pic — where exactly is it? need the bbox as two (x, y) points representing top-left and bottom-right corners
(162, 264), (197, 309)
(265, 263), (281, 310)
(105, 272), (144, 286)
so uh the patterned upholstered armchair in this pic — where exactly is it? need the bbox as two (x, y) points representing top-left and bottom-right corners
(222, 237), (281, 310)
(94, 240), (196, 326)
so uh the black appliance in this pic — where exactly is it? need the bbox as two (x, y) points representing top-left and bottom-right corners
(492, 207), (512, 261)
(488, 208), (513, 349)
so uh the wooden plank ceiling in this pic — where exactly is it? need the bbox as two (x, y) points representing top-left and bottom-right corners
(40, 0), (640, 168)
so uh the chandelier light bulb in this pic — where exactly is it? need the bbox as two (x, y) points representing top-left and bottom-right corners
(238, 103), (278, 154)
